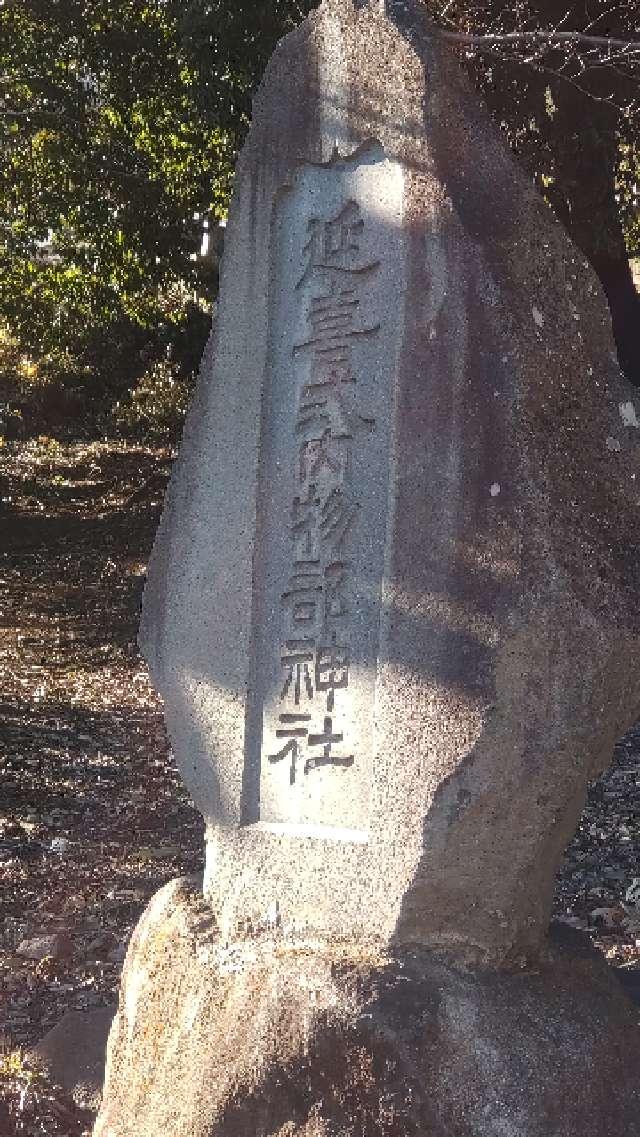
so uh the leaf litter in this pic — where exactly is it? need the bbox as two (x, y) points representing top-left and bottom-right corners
(0, 438), (638, 1134)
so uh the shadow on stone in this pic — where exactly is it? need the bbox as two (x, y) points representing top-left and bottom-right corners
(28, 1006), (115, 1112)
(94, 880), (640, 1137)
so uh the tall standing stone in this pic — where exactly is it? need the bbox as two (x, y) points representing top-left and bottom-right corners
(96, 2), (640, 1133)
(140, 0), (640, 963)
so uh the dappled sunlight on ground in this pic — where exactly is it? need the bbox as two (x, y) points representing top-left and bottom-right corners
(0, 440), (202, 1135)
(0, 439), (637, 1134)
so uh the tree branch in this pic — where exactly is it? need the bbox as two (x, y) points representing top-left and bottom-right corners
(455, 41), (639, 118)
(439, 30), (640, 51)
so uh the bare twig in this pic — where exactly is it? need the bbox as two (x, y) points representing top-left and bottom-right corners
(495, 50), (638, 117)
(440, 30), (640, 51)
(523, 9), (573, 63)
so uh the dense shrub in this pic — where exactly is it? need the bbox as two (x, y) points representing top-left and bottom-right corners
(112, 357), (195, 442)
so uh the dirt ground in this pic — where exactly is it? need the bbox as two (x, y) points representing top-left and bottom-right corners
(0, 439), (638, 1135)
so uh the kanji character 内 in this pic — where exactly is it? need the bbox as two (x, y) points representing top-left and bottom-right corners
(298, 427), (344, 484)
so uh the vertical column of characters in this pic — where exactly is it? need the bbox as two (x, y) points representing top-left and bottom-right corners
(265, 201), (380, 787)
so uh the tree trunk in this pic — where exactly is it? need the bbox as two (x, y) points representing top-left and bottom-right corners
(544, 81), (640, 386)
(526, 0), (640, 385)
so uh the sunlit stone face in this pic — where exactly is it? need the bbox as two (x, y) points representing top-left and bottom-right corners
(140, 0), (640, 959)
(243, 146), (404, 838)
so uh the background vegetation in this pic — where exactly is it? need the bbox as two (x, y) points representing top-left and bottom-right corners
(0, 0), (638, 441)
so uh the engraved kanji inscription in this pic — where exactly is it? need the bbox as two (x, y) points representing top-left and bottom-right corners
(248, 147), (402, 834)
(296, 200), (379, 289)
(260, 199), (381, 787)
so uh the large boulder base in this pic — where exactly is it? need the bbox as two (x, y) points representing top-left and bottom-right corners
(28, 1006), (115, 1111)
(94, 879), (640, 1137)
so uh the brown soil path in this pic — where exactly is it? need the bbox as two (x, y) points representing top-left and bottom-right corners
(0, 439), (637, 1134)
(0, 440), (202, 1134)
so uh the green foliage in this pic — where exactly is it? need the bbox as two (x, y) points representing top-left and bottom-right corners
(1, 0), (639, 433)
(113, 356), (195, 441)
(178, 0), (316, 147)
(0, 0), (229, 434)
(618, 141), (640, 257)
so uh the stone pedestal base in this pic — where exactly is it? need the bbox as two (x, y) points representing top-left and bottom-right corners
(95, 879), (640, 1137)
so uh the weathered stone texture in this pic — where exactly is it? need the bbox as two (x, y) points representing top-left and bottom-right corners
(28, 1007), (114, 1111)
(94, 879), (640, 1137)
(139, 0), (640, 965)
(99, 4), (640, 1132)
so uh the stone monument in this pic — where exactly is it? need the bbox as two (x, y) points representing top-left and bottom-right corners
(95, 2), (640, 1133)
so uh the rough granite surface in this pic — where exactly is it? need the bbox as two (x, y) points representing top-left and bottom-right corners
(139, 0), (640, 964)
(94, 878), (640, 1137)
(28, 1008), (115, 1111)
